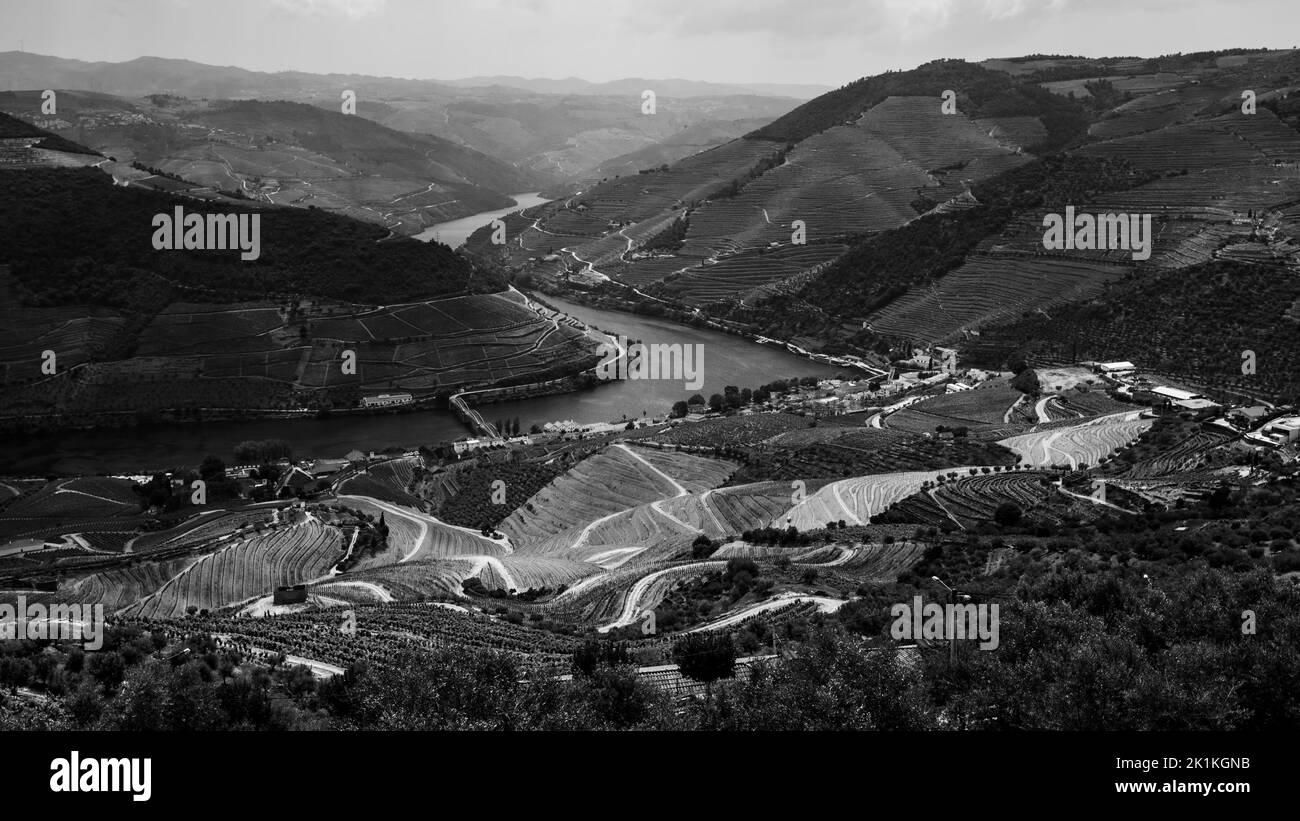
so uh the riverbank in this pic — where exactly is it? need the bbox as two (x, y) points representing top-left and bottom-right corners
(2, 291), (840, 476)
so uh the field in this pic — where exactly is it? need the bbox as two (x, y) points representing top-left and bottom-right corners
(661, 244), (848, 307)
(2, 477), (139, 519)
(335, 495), (507, 565)
(880, 471), (1056, 527)
(730, 432), (1018, 483)
(121, 517), (343, 618)
(500, 445), (734, 551)
(884, 384), (1025, 436)
(159, 602), (585, 671)
(2, 287), (600, 420)
(315, 559), (476, 602)
(1077, 110), (1300, 175)
(998, 412), (1153, 469)
(780, 468), (984, 530)
(0, 266), (128, 383)
(128, 508), (278, 554)
(867, 255), (1132, 344)
(650, 413), (822, 448)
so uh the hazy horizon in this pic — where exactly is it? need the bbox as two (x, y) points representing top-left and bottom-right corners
(2, 0), (1298, 88)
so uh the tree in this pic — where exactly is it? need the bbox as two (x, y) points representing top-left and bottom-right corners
(1208, 484), (1233, 510)
(672, 633), (736, 694)
(671, 400), (689, 418)
(692, 534), (717, 559)
(994, 501), (1023, 527)
(198, 455), (226, 480)
(708, 394), (725, 413)
(1011, 368), (1040, 396)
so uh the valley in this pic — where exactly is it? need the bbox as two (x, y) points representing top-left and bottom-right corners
(3, 31), (1300, 740)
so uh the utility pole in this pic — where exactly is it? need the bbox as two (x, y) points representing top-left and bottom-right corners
(948, 586), (957, 666)
(932, 575), (968, 666)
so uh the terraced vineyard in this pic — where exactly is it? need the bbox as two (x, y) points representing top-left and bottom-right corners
(336, 495), (506, 565)
(867, 255), (1132, 344)
(60, 556), (201, 613)
(122, 519), (343, 618)
(129, 509), (278, 554)
(779, 467), (983, 530)
(317, 559), (476, 602)
(661, 244), (848, 307)
(650, 413), (823, 448)
(500, 445), (733, 551)
(905, 471), (1055, 527)
(884, 384), (1025, 436)
(162, 602), (586, 670)
(1077, 110), (1300, 175)
(998, 413), (1153, 468)
(2, 477), (139, 518)
(488, 556), (600, 591)
(1114, 423), (1236, 479)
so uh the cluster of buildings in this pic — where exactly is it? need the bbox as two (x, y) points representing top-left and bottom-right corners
(1092, 361), (1299, 451)
(447, 417), (662, 456)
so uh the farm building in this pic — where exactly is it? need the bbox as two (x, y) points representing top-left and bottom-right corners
(309, 458), (349, 477)
(1097, 361), (1137, 374)
(1172, 398), (1221, 418)
(1263, 416), (1300, 444)
(1230, 406), (1271, 428)
(345, 449), (367, 463)
(1152, 386), (1202, 402)
(278, 467), (317, 494)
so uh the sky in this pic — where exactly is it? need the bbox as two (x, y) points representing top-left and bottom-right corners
(2, 0), (1298, 87)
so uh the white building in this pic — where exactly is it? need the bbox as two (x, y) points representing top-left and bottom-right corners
(1152, 386), (1201, 402)
(1263, 416), (1300, 444)
(1098, 361), (1136, 373)
(362, 393), (413, 408)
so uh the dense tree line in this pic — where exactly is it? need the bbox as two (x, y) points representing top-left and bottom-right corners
(747, 59), (1091, 154)
(642, 215), (689, 252)
(744, 155), (1157, 346)
(966, 259), (1300, 404)
(0, 168), (491, 312)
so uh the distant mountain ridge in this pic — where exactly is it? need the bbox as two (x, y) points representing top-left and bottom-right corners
(440, 76), (831, 99)
(0, 51), (803, 186)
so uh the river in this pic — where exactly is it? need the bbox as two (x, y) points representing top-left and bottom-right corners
(2, 209), (843, 475)
(2, 300), (839, 476)
(478, 295), (841, 431)
(413, 192), (552, 248)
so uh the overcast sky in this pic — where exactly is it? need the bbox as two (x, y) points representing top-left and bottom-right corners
(3, 0), (1298, 86)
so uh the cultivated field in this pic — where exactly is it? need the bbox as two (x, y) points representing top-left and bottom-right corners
(122, 518), (343, 618)
(998, 412), (1153, 468)
(778, 467), (984, 530)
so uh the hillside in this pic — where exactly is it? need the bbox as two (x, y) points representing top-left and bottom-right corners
(689, 49), (1300, 361)
(0, 168), (600, 427)
(747, 58), (1091, 153)
(0, 91), (539, 234)
(0, 109), (101, 160)
(0, 52), (801, 192)
(0, 167), (479, 305)
(965, 259), (1300, 405)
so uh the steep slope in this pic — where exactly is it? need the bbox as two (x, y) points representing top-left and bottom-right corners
(0, 91), (540, 233)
